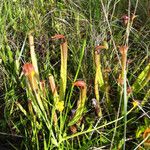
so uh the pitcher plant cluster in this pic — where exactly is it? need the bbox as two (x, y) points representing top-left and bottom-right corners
(17, 16), (150, 149)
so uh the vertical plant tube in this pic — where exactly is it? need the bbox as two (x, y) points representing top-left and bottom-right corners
(49, 75), (59, 108)
(119, 45), (128, 114)
(48, 75), (59, 126)
(23, 63), (38, 92)
(94, 44), (108, 117)
(68, 80), (87, 126)
(118, 45), (128, 149)
(28, 32), (39, 77)
(119, 46), (128, 80)
(23, 63), (48, 125)
(51, 34), (68, 102)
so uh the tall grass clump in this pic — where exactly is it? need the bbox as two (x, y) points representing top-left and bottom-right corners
(0, 0), (150, 149)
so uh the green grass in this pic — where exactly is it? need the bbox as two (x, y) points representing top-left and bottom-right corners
(0, 0), (150, 149)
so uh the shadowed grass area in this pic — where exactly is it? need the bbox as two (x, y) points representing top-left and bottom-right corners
(0, 0), (150, 149)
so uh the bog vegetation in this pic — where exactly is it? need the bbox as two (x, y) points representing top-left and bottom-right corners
(0, 0), (150, 149)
